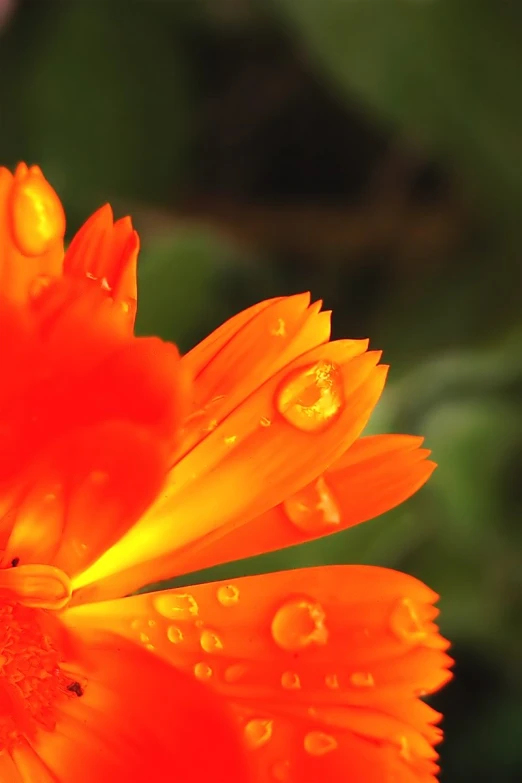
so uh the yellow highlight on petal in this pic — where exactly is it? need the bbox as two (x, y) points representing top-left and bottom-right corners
(9, 168), (65, 256)
(0, 563), (72, 610)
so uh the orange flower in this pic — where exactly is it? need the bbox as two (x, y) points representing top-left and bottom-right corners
(0, 164), (451, 782)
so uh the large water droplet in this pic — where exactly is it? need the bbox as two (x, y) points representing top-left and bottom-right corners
(167, 625), (184, 644)
(194, 662), (213, 681)
(200, 629), (224, 653)
(271, 597), (328, 651)
(154, 592), (199, 620)
(350, 671), (375, 688)
(281, 671), (301, 690)
(389, 598), (427, 644)
(244, 718), (273, 750)
(217, 584), (240, 607)
(283, 475), (341, 535)
(304, 731), (338, 756)
(276, 360), (344, 432)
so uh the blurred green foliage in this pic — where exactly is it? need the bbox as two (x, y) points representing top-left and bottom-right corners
(1, 1), (521, 780)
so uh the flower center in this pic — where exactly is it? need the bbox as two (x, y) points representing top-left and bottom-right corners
(0, 565), (81, 752)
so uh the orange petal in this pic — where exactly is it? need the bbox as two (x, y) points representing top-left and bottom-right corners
(63, 205), (138, 328)
(26, 631), (248, 783)
(64, 566), (452, 782)
(147, 434), (436, 575)
(0, 164), (65, 302)
(72, 345), (386, 600)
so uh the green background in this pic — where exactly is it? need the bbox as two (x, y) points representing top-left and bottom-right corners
(1, 1), (521, 779)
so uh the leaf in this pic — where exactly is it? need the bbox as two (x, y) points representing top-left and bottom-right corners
(275, 0), (522, 220)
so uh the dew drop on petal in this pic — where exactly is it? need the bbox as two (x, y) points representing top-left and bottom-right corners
(244, 718), (273, 750)
(350, 671), (375, 688)
(281, 671), (301, 690)
(259, 416), (272, 428)
(200, 629), (224, 653)
(224, 663), (248, 683)
(271, 597), (328, 651)
(217, 584), (240, 607)
(325, 673), (340, 690)
(283, 475), (341, 535)
(139, 632), (150, 644)
(194, 662), (213, 681)
(304, 731), (338, 756)
(389, 598), (428, 644)
(275, 360), (344, 432)
(154, 592), (199, 620)
(28, 274), (52, 302)
(167, 625), (184, 645)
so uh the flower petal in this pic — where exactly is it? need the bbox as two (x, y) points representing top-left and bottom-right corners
(63, 205), (138, 328)
(64, 566), (452, 782)
(142, 434), (435, 576)
(72, 345), (386, 600)
(26, 631), (248, 783)
(0, 164), (65, 302)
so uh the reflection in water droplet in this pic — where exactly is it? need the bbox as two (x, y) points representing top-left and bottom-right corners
(259, 416), (272, 428)
(272, 760), (290, 781)
(200, 629), (224, 653)
(167, 625), (184, 645)
(244, 718), (273, 750)
(276, 360), (344, 432)
(350, 671), (375, 688)
(325, 673), (339, 690)
(283, 475), (341, 535)
(154, 592), (199, 620)
(304, 731), (338, 756)
(271, 597), (328, 651)
(281, 671), (301, 690)
(389, 598), (427, 643)
(194, 662), (213, 681)
(217, 584), (240, 607)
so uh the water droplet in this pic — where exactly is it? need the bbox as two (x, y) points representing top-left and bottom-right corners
(389, 598), (427, 644)
(398, 735), (412, 761)
(259, 416), (272, 428)
(224, 434), (237, 445)
(350, 671), (374, 688)
(304, 731), (338, 756)
(272, 760), (290, 781)
(276, 360), (344, 432)
(271, 597), (328, 651)
(10, 168), (65, 256)
(217, 584), (240, 607)
(271, 318), (286, 337)
(167, 625), (184, 645)
(139, 632), (150, 644)
(130, 619), (141, 631)
(145, 643), (155, 652)
(147, 619), (156, 628)
(283, 475), (341, 535)
(244, 718), (273, 749)
(194, 662), (212, 681)
(224, 663), (248, 683)
(154, 592), (199, 620)
(200, 629), (224, 653)
(29, 274), (52, 302)
(281, 671), (301, 690)
(325, 673), (339, 690)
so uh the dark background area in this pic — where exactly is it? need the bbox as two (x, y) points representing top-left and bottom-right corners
(1, 1), (521, 780)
